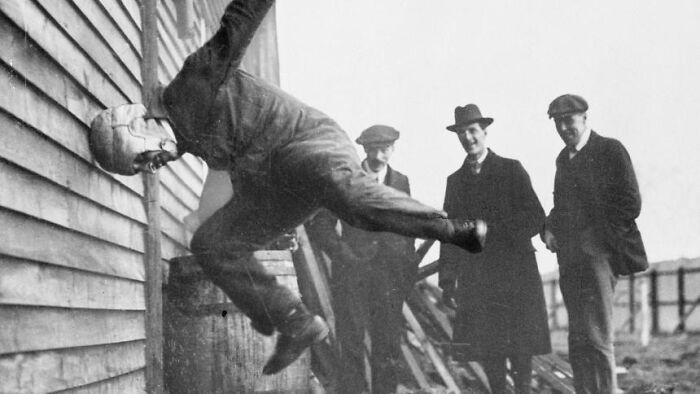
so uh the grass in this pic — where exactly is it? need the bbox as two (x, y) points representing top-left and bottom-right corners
(616, 333), (700, 393)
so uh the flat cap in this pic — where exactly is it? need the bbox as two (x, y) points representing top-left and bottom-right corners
(547, 94), (588, 118)
(355, 125), (400, 145)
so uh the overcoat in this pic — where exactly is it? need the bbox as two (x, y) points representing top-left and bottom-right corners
(547, 131), (647, 275)
(340, 166), (416, 266)
(439, 150), (551, 359)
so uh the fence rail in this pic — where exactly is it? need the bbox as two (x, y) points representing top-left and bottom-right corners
(543, 266), (700, 337)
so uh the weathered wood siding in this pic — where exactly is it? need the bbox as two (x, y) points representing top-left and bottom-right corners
(0, 0), (279, 390)
(0, 1), (259, 392)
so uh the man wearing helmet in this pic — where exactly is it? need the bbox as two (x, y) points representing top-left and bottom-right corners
(90, 0), (487, 375)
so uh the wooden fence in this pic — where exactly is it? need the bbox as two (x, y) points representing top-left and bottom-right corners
(543, 266), (700, 339)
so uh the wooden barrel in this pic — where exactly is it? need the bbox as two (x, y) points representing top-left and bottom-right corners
(164, 251), (311, 393)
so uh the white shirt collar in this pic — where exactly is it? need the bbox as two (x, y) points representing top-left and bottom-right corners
(468, 148), (489, 164)
(362, 160), (388, 184)
(569, 128), (591, 158)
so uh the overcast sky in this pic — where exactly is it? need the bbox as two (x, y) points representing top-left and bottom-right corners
(275, 1), (700, 273)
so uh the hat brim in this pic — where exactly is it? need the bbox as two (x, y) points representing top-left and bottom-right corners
(446, 117), (493, 132)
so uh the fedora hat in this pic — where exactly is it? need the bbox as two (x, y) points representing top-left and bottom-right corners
(446, 104), (493, 132)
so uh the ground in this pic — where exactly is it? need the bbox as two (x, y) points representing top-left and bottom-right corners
(616, 333), (700, 393)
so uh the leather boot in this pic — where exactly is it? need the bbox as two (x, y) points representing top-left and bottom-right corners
(450, 218), (487, 253)
(262, 305), (329, 375)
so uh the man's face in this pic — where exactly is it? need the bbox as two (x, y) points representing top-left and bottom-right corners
(363, 143), (394, 171)
(456, 122), (487, 157)
(554, 112), (587, 148)
(132, 150), (179, 173)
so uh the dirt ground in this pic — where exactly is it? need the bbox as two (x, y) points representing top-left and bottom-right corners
(615, 333), (700, 393)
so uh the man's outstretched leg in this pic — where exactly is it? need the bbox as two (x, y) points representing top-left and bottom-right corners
(273, 121), (488, 252)
(190, 192), (328, 375)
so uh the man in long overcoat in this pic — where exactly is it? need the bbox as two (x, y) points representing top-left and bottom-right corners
(308, 125), (418, 394)
(541, 94), (647, 393)
(89, 0), (487, 376)
(439, 104), (551, 393)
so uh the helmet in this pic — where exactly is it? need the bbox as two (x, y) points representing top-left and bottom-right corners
(89, 103), (177, 175)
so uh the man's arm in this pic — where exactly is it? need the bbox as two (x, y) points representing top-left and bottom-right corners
(489, 161), (545, 243)
(187, 0), (275, 83)
(601, 140), (642, 224)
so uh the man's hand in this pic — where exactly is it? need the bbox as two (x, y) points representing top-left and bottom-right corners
(542, 229), (559, 253)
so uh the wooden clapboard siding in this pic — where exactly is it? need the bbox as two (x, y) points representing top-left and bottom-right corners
(0, 255), (144, 311)
(0, 208), (144, 281)
(0, 341), (145, 393)
(0, 306), (145, 354)
(0, 0), (207, 391)
(0, 160), (146, 253)
(59, 369), (146, 394)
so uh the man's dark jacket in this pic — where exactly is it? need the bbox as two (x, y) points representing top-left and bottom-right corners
(439, 151), (551, 359)
(340, 166), (415, 264)
(546, 131), (647, 275)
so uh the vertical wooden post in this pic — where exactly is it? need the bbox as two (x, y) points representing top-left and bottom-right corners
(650, 269), (658, 334)
(678, 267), (686, 333)
(140, 0), (164, 392)
(639, 278), (650, 347)
(629, 274), (636, 333)
(551, 279), (559, 329)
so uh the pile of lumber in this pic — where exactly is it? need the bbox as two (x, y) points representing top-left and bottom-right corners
(296, 227), (576, 393)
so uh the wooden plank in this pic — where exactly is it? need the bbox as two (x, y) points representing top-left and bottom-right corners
(140, 0), (166, 390)
(0, 306), (145, 354)
(413, 286), (453, 339)
(0, 341), (145, 393)
(0, 256), (145, 310)
(120, 0), (142, 30)
(0, 209), (144, 281)
(159, 210), (190, 251)
(0, 110), (146, 224)
(416, 239), (436, 262)
(293, 226), (336, 335)
(400, 336), (431, 390)
(0, 161), (147, 253)
(93, 0), (142, 55)
(159, 165), (201, 212)
(292, 226), (340, 390)
(532, 356), (575, 394)
(35, 0), (141, 102)
(157, 1), (190, 62)
(418, 259), (441, 281)
(61, 369), (146, 394)
(70, 0), (143, 82)
(0, 14), (99, 136)
(402, 304), (460, 393)
(163, 158), (204, 199)
(0, 0), (131, 107)
(0, 41), (144, 197)
(180, 153), (206, 183)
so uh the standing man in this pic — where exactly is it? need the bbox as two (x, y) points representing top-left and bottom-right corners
(439, 104), (551, 394)
(307, 125), (419, 394)
(89, 0), (487, 377)
(542, 94), (647, 393)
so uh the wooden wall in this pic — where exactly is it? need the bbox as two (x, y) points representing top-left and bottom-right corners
(0, 1), (279, 392)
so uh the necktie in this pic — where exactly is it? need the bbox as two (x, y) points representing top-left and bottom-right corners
(569, 147), (578, 159)
(468, 160), (482, 175)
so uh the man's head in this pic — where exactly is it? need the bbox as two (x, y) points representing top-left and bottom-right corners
(547, 94), (589, 148)
(89, 104), (179, 175)
(356, 125), (400, 172)
(446, 104), (492, 158)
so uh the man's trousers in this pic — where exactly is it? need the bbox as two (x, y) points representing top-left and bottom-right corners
(190, 121), (454, 332)
(557, 229), (618, 394)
